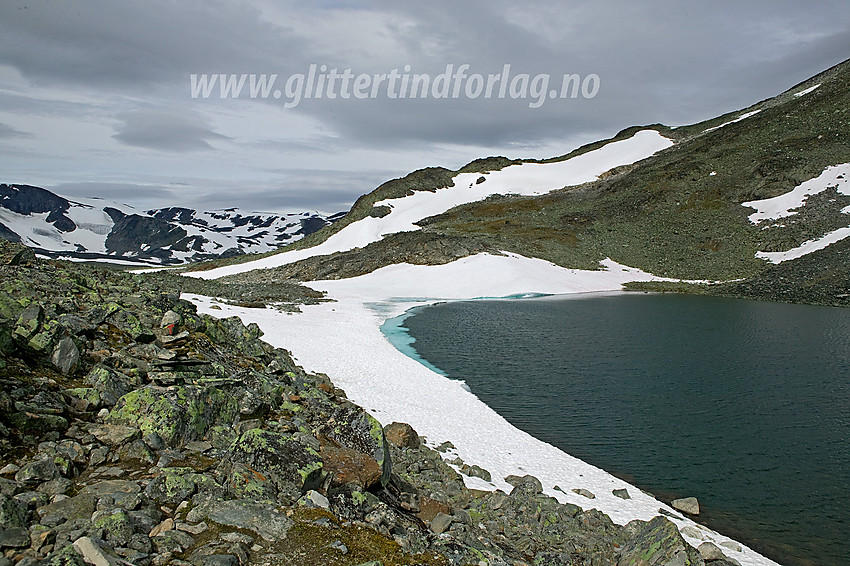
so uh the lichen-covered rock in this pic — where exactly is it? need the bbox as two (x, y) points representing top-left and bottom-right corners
(618, 516), (704, 566)
(84, 365), (137, 408)
(92, 508), (136, 546)
(317, 405), (391, 488)
(14, 459), (58, 487)
(107, 385), (238, 447)
(0, 494), (27, 529)
(144, 470), (197, 506)
(227, 428), (324, 500)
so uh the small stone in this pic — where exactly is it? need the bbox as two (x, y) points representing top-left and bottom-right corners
(429, 512), (453, 535)
(0, 465), (20, 476)
(327, 540), (348, 554)
(37, 478), (73, 496)
(572, 488), (596, 499)
(160, 311), (181, 330)
(72, 536), (119, 566)
(720, 540), (743, 553)
(506, 474), (543, 495)
(301, 490), (329, 509)
(612, 488), (631, 500)
(29, 525), (55, 552)
(671, 497), (700, 515)
(176, 522), (207, 535)
(149, 518), (174, 538)
(88, 424), (139, 447)
(219, 532), (253, 545)
(199, 556), (238, 566)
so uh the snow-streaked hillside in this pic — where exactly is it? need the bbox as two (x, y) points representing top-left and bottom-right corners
(0, 184), (336, 265)
(743, 163), (850, 263)
(190, 129), (673, 279)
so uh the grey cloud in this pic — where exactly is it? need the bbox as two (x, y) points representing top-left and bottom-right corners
(113, 109), (230, 151)
(0, 122), (32, 138)
(0, 0), (302, 89)
(50, 182), (178, 205)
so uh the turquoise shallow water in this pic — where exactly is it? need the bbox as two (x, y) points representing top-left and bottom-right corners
(392, 293), (850, 566)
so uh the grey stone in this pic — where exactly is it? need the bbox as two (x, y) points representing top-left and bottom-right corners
(719, 540), (742, 552)
(199, 499), (293, 541)
(0, 494), (27, 528)
(145, 472), (196, 506)
(43, 544), (86, 566)
(72, 536), (120, 566)
(160, 311), (181, 329)
(0, 527), (30, 548)
(572, 488), (596, 499)
(88, 424), (139, 447)
(302, 490), (329, 509)
(506, 474), (543, 496)
(612, 488), (631, 500)
(143, 432), (165, 451)
(196, 556), (238, 566)
(51, 337), (80, 375)
(16, 459), (58, 487)
(429, 512), (453, 535)
(698, 541), (728, 561)
(37, 478), (74, 496)
(671, 497), (700, 515)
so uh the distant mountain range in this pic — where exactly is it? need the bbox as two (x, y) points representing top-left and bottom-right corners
(0, 183), (343, 265)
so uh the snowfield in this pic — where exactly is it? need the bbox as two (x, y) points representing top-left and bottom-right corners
(189, 129), (673, 280)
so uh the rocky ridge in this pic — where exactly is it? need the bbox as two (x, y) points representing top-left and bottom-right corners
(0, 241), (744, 566)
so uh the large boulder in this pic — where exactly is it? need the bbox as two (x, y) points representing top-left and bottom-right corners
(618, 516), (703, 566)
(107, 385), (238, 447)
(227, 428), (324, 500)
(319, 405), (391, 488)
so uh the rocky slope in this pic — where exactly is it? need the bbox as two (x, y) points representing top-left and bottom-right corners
(196, 58), (850, 308)
(0, 242), (743, 566)
(0, 184), (338, 266)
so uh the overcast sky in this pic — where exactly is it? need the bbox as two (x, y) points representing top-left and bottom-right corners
(1, 1), (848, 214)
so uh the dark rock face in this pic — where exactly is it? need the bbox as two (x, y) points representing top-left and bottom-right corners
(105, 214), (188, 256)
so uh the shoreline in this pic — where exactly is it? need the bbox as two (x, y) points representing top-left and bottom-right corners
(184, 252), (782, 566)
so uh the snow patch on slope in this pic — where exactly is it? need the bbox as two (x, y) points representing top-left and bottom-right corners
(703, 109), (762, 133)
(190, 130), (673, 280)
(743, 164), (850, 263)
(794, 84), (821, 97)
(743, 163), (850, 224)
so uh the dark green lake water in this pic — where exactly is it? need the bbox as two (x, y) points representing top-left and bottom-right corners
(399, 293), (850, 566)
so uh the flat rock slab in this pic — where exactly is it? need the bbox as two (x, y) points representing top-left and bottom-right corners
(88, 424), (140, 447)
(202, 499), (293, 541)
